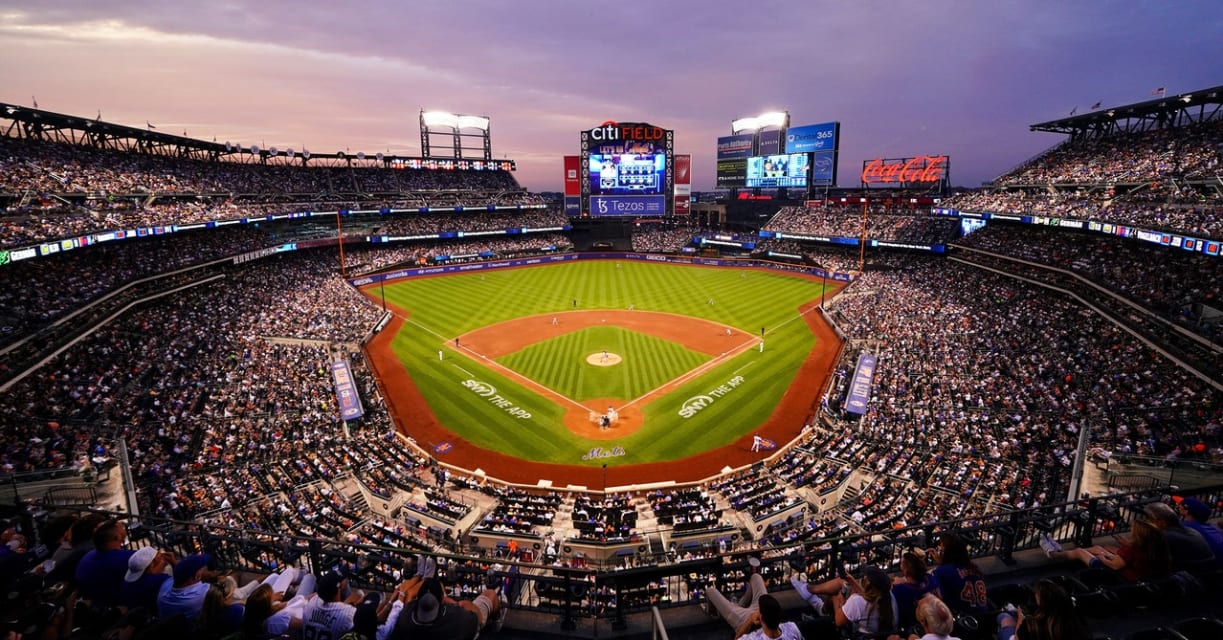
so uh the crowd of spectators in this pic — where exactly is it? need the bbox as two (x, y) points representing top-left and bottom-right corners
(942, 188), (1223, 239)
(763, 204), (961, 244)
(953, 223), (1223, 344)
(995, 119), (1222, 185)
(0, 136), (522, 196)
(817, 254), (1222, 527)
(0, 135), (542, 248)
(630, 227), (696, 253)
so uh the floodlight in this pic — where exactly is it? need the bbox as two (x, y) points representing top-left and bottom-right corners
(422, 111), (490, 130)
(731, 111), (789, 133)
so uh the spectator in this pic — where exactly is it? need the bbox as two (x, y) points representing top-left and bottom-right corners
(996, 579), (1090, 640)
(892, 551), (942, 630)
(734, 594), (802, 640)
(1143, 502), (1216, 572)
(156, 552), (215, 621)
(119, 546), (175, 612)
(302, 570), (363, 640)
(705, 557), (769, 631)
(908, 595), (959, 640)
(829, 566), (897, 637)
(1176, 497), (1223, 567)
(74, 518), (134, 609)
(242, 576), (319, 638)
(1040, 518), (1170, 583)
(929, 534), (988, 616)
(199, 582), (245, 636)
(390, 576), (504, 640)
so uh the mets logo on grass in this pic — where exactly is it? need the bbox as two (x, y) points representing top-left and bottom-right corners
(582, 446), (626, 461)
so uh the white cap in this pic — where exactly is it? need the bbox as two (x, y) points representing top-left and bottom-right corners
(125, 546), (158, 582)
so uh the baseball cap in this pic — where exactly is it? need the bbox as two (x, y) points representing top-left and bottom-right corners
(1180, 497), (1212, 522)
(173, 553), (212, 585)
(414, 592), (441, 624)
(125, 547), (158, 583)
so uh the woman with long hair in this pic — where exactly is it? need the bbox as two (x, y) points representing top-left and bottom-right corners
(997, 579), (1090, 640)
(830, 566), (898, 637)
(929, 533), (990, 615)
(1041, 518), (1170, 582)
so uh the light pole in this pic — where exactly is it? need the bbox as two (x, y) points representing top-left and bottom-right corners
(602, 464), (607, 495)
(820, 270), (827, 309)
(380, 278), (387, 312)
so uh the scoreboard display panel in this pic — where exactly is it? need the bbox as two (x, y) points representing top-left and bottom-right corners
(745, 153), (810, 188)
(589, 153), (666, 196)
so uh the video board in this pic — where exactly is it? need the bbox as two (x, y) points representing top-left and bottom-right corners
(589, 153), (666, 196)
(785, 122), (838, 153)
(716, 159), (747, 188)
(745, 153), (810, 188)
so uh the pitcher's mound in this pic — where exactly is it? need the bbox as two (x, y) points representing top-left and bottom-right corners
(586, 352), (622, 367)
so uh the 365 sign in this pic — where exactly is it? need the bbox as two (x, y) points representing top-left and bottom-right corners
(860, 155), (948, 185)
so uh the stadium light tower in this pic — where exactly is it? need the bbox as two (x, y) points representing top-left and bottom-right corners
(420, 110), (492, 160)
(730, 111), (789, 134)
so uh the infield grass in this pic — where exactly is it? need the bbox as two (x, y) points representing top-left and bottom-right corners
(498, 326), (711, 401)
(383, 260), (827, 467)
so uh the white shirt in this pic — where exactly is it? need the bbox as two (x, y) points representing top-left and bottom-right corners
(841, 592), (899, 634)
(740, 621), (803, 639)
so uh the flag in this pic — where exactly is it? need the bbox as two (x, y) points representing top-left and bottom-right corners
(147, 121), (156, 129)
(32, 96), (38, 109)
(1069, 107), (1077, 116)
(1090, 101), (1102, 110)
(95, 110), (101, 121)
(1151, 86), (1165, 96)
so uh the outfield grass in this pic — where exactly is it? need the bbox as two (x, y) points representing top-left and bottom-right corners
(384, 260), (826, 467)
(498, 326), (710, 401)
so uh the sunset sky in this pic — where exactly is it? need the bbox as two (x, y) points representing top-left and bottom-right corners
(2, 1), (1219, 191)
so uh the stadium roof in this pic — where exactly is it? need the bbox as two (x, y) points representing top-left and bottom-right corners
(0, 102), (514, 167)
(1029, 85), (1223, 135)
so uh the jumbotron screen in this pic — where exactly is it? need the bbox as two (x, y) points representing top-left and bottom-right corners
(589, 153), (666, 196)
(745, 153), (810, 188)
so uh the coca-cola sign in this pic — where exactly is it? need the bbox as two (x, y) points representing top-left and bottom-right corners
(861, 155), (948, 185)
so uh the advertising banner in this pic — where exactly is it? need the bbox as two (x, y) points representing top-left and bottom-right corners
(589, 195), (666, 216)
(811, 151), (837, 186)
(331, 361), (365, 421)
(716, 159), (746, 188)
(861, 156), (948, 186)
(674, 196), (691, 215)
(785, 122), (838, 153)
(757, 130), (782, 156)
(564, 197), (581, 217)
(844, 352), (877, 416)
(674, 154), (692, 195)
(716, 134), (755, 160)
(563, 155), (581, 196)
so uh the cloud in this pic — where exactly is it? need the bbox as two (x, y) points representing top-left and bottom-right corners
(2, 1), (1220, 190)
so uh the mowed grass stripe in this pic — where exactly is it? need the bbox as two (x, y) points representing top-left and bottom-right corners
(382, 261), (827, 466)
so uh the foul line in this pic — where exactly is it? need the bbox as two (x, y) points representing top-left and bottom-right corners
(405, 304), (816, 417)
(409, 317), (591, 413)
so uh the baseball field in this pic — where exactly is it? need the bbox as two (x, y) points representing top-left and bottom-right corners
(364, 259), (840, 486)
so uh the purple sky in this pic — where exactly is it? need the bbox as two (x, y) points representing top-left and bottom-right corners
(2, 1), (1220, 191)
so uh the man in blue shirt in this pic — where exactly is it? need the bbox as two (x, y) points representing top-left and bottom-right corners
(1178, 497), (1223, 567)
(157, 553), (214, 620)
(75, 519), (134, 609)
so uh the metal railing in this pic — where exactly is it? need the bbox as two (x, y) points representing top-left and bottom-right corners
(7, 481), (1217, 630)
